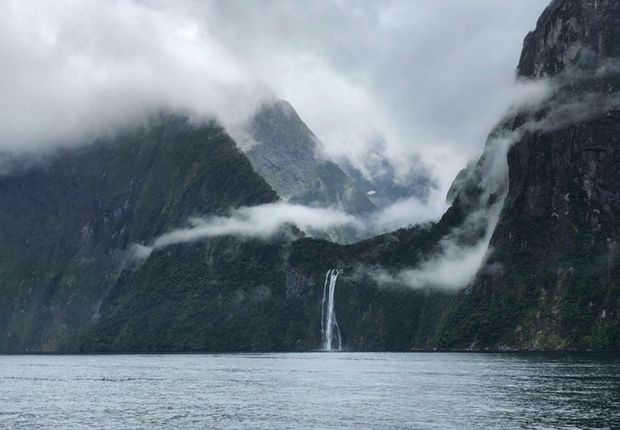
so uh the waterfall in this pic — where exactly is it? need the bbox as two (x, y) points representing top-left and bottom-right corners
(321, 269), (342, 351)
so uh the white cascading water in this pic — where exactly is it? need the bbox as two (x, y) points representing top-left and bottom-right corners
(321, 269), (342, 351)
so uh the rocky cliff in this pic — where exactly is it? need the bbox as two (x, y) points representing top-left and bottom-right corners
(432, 0), (620, 350)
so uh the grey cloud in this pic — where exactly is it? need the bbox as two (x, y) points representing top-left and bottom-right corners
(132, 203), (361, 259)
(0, 0), (268, 153)
(369, 239), (494, 291)
(1, 0), (550, 194)
(197, 0), (551, 192)
(367, 169), (507, 291)
(131, 196), (451, 260)
(1, 0), (559, 238)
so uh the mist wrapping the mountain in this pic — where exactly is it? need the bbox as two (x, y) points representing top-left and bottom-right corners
(0, 0), (271, 155)
(4, 0), (620, 360)
(2, 0), (586, 293)
(130, 197), (450, 260)
(372, 57), (620, 291)
(122, 55), (619, 290)
(151, 204), (359, 249)
(0, 0), (553, 200)
(368, 240), (494, 291)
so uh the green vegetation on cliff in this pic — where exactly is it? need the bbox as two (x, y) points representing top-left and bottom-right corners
(0, 115), (277, 352)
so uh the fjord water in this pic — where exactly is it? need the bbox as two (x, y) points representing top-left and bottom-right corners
(1, 353), (619, 429)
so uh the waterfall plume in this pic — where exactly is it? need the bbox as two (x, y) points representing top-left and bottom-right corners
(321, 269), (342, 351)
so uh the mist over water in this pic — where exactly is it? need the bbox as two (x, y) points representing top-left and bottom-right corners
(1, 353), (619, 429)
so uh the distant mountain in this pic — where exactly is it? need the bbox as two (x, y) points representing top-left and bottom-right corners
(246, 100), (376, 215)
(338, 146), (435, 208)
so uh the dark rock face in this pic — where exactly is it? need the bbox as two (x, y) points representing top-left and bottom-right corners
(285, 267), (315, 299)
(434, 0), (620, 351)
(246, 100), (322, 201)
(518, 0), (620, 79)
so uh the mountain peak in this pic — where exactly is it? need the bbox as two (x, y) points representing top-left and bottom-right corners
(245, 99), (376, 218)
(518, 0), (620, 78)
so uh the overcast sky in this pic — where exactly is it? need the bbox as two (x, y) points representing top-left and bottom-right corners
(1, 0), (551, 194)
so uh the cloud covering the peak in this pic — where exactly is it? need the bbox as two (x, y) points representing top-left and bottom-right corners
(0, 0), (269, 152)
(1, 0), (551, 194)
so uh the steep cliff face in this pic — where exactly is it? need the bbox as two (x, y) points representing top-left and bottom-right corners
(434, 0), (620, 351)
(0, 108), (438, 353)
(0, 116), (278, 352)
(518, 0), (620, 79)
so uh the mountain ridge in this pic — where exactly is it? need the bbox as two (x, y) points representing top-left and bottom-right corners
(0, 116), (279, 352)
